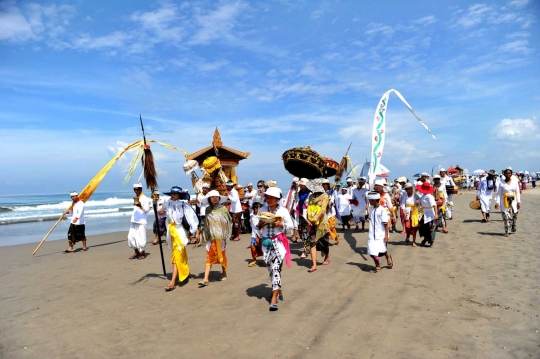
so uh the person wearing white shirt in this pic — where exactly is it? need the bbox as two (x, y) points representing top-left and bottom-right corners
(225, 181), (242, 241)
(152, 190), (167, 245)
(399, 183), (420, 246)
(128, 183), (152, 260)
(63, 191), (87, 253)
(495, 167), (521, 236)
(366, 191), (393, 272)
(345, 177), (355, 196)
(196, 184), (210, 225)
(476, 171), (497, 222)
(351, 178), (369, 232)
(248, 202), (263, 267)
(257, 187), (293, 312)
(415, 182), (438, 247)
(242, 183), (257, 207)
(162, 186), (199, 292)
(439, 169), (455, 220)
(336, 187), (352, 230)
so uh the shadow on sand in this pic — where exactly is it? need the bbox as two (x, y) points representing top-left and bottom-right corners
(246, 283), (272, 304)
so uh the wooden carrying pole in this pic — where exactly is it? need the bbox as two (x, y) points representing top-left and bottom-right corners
(140, 115), (166, 276)
(32, 214), (66, 255)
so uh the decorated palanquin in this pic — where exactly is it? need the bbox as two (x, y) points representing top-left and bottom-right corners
(186, 128), (250, 195)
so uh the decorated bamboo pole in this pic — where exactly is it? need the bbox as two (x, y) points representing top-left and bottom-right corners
(32, 214), (66, 255)
(139, 115), (166, 277)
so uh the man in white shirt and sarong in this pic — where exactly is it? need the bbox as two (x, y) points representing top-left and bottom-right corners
(63, 191), (87, 253)
(476, 171), (497, 222)
(128, 183), (152, 260)
(351, 178), (369, 232)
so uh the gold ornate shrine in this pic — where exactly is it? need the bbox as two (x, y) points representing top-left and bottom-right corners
(187, 128), (250, 193)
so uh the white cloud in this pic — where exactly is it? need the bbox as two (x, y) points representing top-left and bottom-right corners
(412, 15), (437, 26)
(498, 39), (530, 54)
(0, 1), (75, 43)
(189, 1), (247, 45)
(454, 4), (493, 28)
(492, 118), (539, 139)
(130, 3), (184, 42)
(364, 22), (394, 36)
(72, 31), (131, 50)
(197, 59), (229, 72)
(310, 10), (323, 20)
(509, 0), (530, 7)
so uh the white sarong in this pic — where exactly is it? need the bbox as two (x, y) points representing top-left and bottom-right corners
(128, 223), (147, 251)
(479, 195), (492, 213)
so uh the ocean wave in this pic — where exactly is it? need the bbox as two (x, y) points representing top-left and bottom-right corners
(0, 207), (12, 212)
(7, 197), (134, 212)
(0, 210), (137, 225)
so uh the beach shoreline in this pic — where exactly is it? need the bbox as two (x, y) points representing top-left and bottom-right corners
(1, 190), (539, 358)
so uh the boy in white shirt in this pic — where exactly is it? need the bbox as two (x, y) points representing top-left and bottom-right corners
(367, 191), (393, 273)
(248, 202), (263, 267)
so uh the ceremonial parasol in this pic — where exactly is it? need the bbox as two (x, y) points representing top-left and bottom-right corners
(282, 146), (326, 179)
(472, 169), (486, 176)
(447, 166), (458, 174)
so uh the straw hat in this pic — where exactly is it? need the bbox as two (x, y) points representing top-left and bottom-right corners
(307, 179), (325, 193)
(201, 190), (228, 205)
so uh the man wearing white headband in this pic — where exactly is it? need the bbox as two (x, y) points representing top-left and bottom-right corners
(127, 183), (152, 260)
(366, 191), (393, 272)
(62, 191), (86, 253)
(351, 178), (369, 232)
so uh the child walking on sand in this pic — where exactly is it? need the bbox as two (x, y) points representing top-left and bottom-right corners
(367, 191), (393, 273)
(248, 202), (263, 267)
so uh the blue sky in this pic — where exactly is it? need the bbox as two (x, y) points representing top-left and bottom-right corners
(1, 0), (539, 195)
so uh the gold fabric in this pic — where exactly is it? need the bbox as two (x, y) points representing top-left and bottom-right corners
(308, 193), (330, 240)
(169, 223), (190, 282)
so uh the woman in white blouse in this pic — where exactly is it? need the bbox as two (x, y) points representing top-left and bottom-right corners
(257, 187), (293, 311)
(495, 167), (521, 237)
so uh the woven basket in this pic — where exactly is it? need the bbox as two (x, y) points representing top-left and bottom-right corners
(469, 200), (481, 210)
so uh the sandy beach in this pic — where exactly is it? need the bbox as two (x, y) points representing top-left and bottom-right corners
(0, 190), (538, 359)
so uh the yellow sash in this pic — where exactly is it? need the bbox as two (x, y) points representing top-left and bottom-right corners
(168, 222), (190, 282)
(405, 204), (419, 227)
(503, 193), (513, 209)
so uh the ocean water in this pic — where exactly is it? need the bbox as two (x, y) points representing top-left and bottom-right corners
(0, 191), (157, 247)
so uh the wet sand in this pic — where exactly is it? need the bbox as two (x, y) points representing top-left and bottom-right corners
(1, 189), (539, 358)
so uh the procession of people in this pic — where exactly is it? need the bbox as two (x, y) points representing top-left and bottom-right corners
(61, 166), (528, 312)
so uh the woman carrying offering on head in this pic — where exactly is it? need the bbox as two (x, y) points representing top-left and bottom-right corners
(162, 187), (199, 292)
(196, 190), (233, 286)
(495, 167), (521, 237)
(305, 179), (331, 273)
(257, 187), (293, 311)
